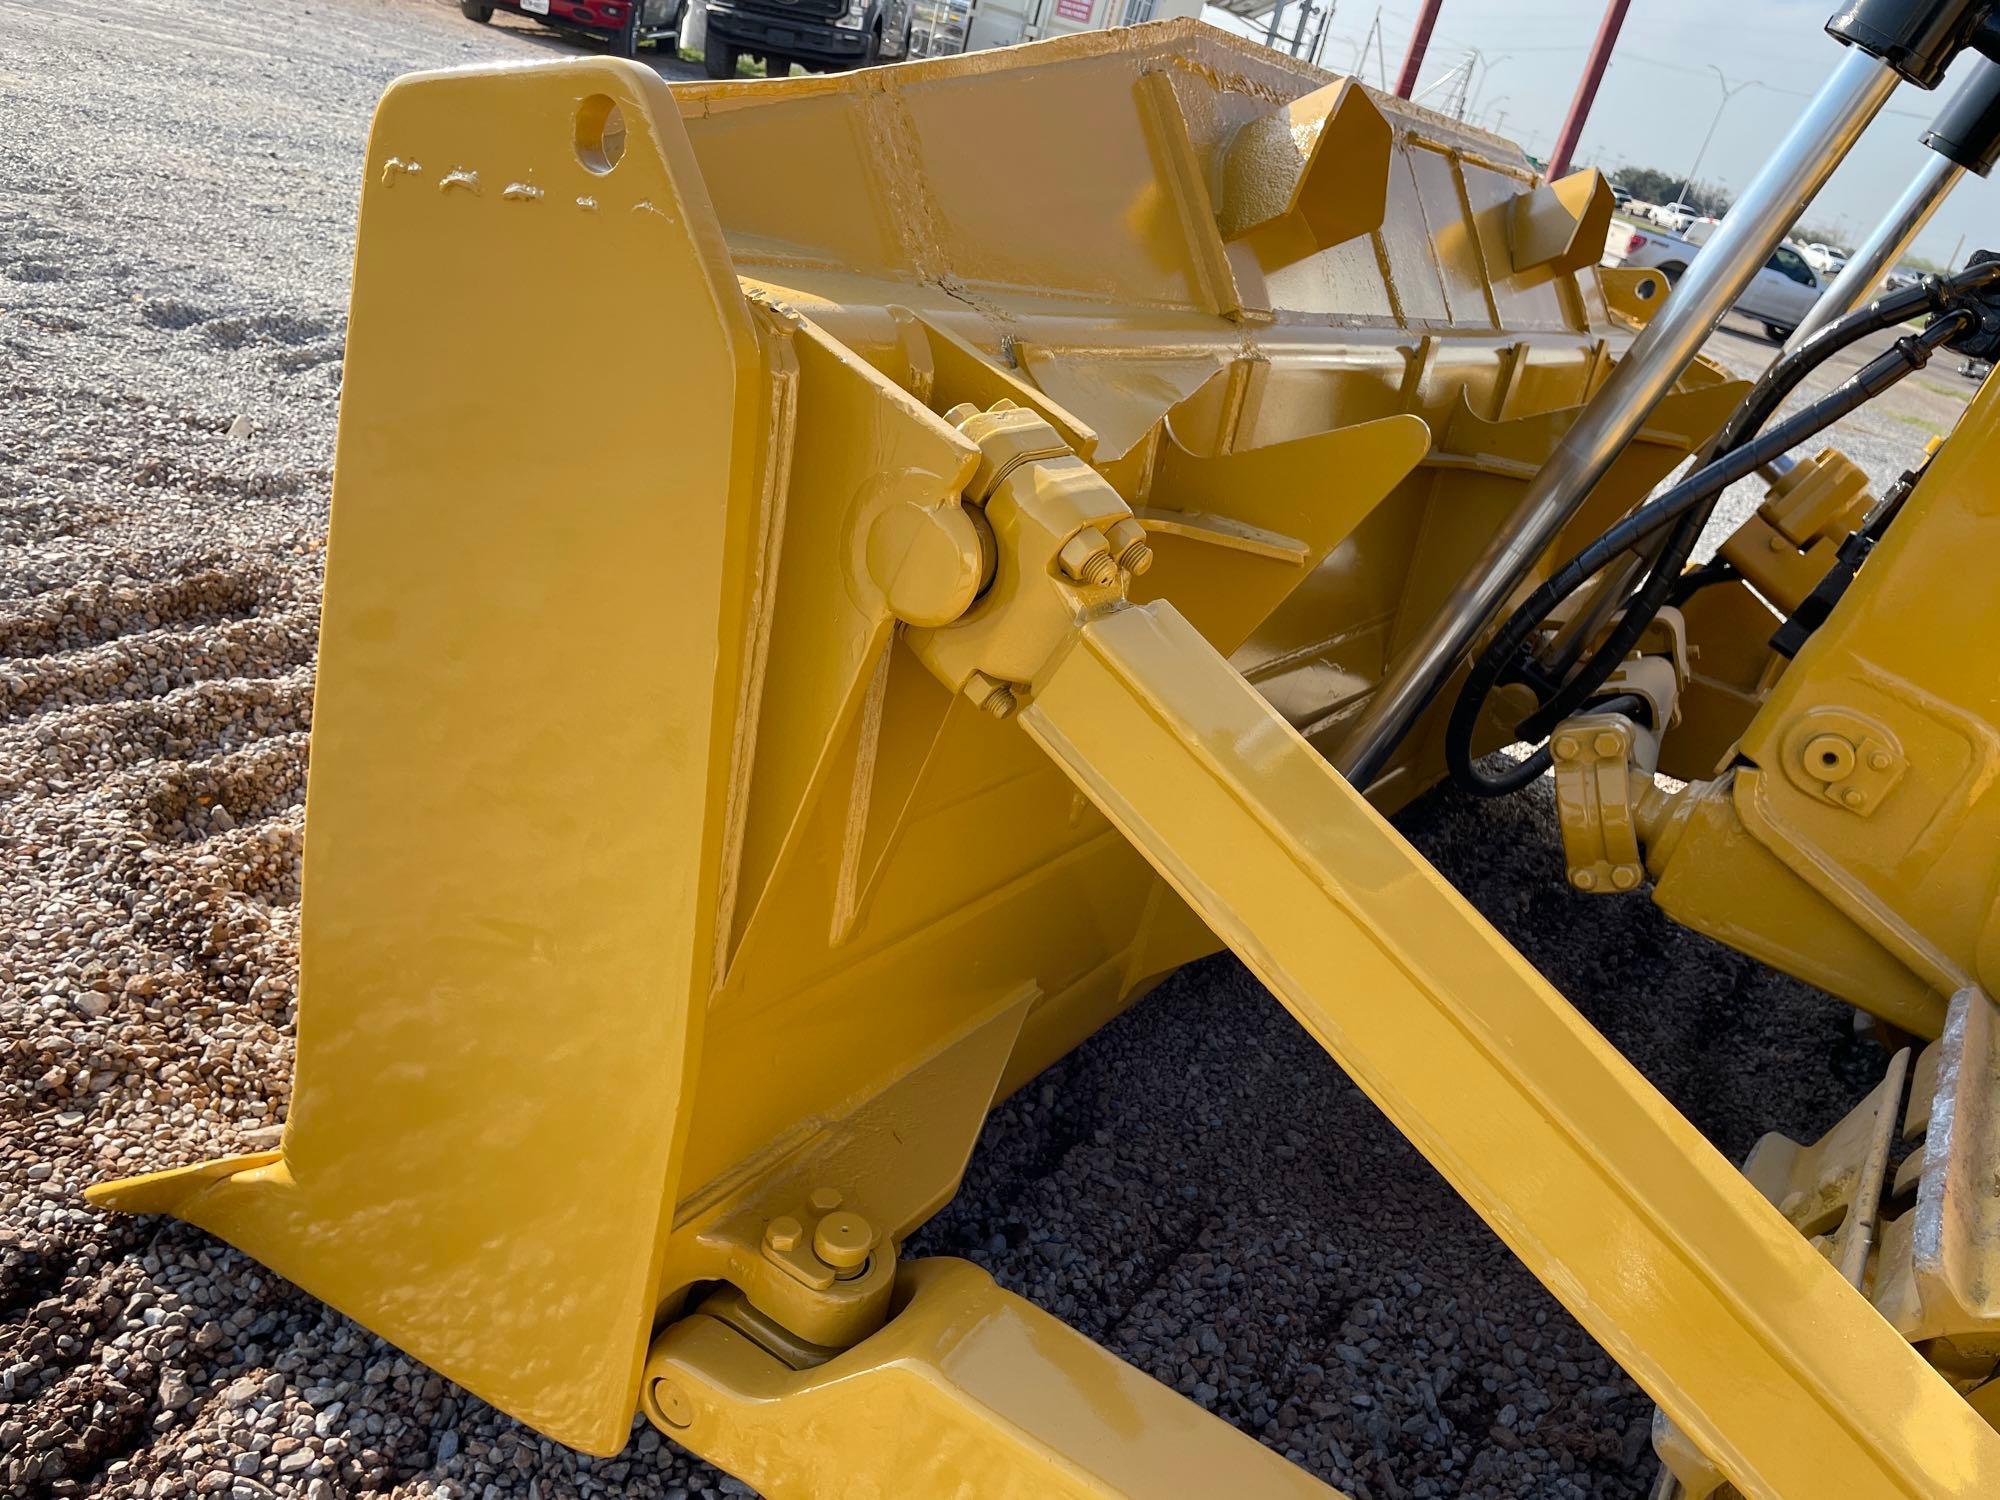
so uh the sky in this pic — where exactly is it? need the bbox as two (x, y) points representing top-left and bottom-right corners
(1197, 0), (1994, 266)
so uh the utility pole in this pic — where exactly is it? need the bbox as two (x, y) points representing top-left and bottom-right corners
(1413, 52), (1474, 110)
(1677, 65), (1760, 206)
(1393, 0), (1444, 99)
(1352, 7), (1386, 87)
(1547, 0), (1630, 180)
(1308, 0), (1338, 65)
(1468, 51), (1510, 117)
(1453, 52), (1481, 119)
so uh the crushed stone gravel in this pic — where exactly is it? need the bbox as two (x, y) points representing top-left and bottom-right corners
(1, 2), (1910, 1496)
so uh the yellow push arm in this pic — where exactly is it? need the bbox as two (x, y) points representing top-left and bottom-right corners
(1013, 599), (2000, 1500)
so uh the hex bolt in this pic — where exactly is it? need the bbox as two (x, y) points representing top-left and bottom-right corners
(1593, 731), (1624, 758)
(1572, 869), (1597, 890)
(764, 1214), (802, 1253)
(1058, 528), (1118, 586)
(1841, 787), (1866, 809)
(1867, 749), (1893, 771)
(1553, 736), (1580, 762)
(1610, 866), (1639, 891)
(808, 1186), (844, 1213)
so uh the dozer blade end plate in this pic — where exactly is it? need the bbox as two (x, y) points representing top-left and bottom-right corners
(89, 58), (767, 1456)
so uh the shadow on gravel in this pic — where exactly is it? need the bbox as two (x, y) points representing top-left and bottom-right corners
(909, 775), (1882, 1500)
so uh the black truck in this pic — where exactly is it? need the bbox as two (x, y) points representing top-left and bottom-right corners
(700, 0), (911, 77)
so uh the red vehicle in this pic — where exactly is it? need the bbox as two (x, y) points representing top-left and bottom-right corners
(460, 0), (684, 57)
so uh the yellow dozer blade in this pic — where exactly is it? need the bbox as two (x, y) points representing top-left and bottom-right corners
(87, 25), (2000, 1498)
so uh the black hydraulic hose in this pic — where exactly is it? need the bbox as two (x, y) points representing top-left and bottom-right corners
(1528, 269), (1983, 677)
(1512, 277), (1965, 703)
(1705, 269), (1981, 456)
(1443, 310), (1972, 797)
(1666, 558), (1739, 606)
(1578, 259), (2000, 668)
(1436, 261), (2000, 799)
(1516, 309), (1975, 740)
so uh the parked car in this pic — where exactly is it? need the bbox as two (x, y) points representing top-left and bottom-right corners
(1609, 183), (1634, 208)
(1800, 242), (1851, 276)
(460, 0), (682, 56)
(1602, 222), (1825, 341)
(1647, 200), (1702, 232)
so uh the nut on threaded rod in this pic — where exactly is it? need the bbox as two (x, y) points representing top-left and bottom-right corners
(1058, 528), (1119, 586)
(965, 670), (1018, 720)
(1107, 516), (1154, 577)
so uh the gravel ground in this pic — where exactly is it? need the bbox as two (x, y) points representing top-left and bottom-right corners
(0, 4), (1922, 1497)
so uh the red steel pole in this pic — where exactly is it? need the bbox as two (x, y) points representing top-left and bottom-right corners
(1392, 0), (1445, 99)
(1546, 0), (1631, 178)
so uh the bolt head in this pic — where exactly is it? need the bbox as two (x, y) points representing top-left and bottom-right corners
(1572, 869), (1597, 890)
(808, 1186), (844, 1213)
(1867, 750), (1892, 771)
(1610, 866), (1639, 891)
(1593, 731), (1624, 758)
(1841, 787), (1866, 808)
(1553, 736), (1580, 762)
(764, 1214), (803, 1253)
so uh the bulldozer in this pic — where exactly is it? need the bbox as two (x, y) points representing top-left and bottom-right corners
(85, 4), (2000, 1494)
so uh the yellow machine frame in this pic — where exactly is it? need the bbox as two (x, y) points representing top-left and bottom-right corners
(89, 26), (2000, 1498)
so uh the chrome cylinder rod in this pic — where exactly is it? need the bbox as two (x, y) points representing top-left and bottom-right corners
(1786, 151), (1963, 349)
(1333, 45), (1901, 790)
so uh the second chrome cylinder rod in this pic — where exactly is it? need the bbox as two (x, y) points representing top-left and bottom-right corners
(1334, 44), (1903, 790)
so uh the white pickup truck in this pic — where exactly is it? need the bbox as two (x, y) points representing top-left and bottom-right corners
(1602, 219), (1826, 342)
